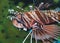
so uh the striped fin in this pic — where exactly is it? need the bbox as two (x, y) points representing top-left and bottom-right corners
(24, 12), (36, 27)
(23, 16), (30, 28)
(31, 11), (44, 24)
(39, 12), (48, 23)
(24, 12), (33, 20)
(32, 24), (60, 43)
(35, 10), (46, 24)
(33, 28), (51, 43)
(43, 11), (50, 24)
(28, 11), (37, 21)
(43, 10), (55, 24)
(43, 25), (60, 38)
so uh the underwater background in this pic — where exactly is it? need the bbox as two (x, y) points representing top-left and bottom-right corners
(0, 0), (60, 43)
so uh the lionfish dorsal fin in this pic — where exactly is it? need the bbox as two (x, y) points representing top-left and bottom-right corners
(38, 2), (51, 10)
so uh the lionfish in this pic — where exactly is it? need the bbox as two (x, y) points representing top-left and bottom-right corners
(8, 3), (60, 43)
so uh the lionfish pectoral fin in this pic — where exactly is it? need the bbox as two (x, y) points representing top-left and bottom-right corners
(43, 25), (60, 39)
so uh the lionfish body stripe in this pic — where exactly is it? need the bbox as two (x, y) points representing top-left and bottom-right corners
(23, 10), (57, 25)
(24, 10), (47, 25)
(12, 10), (60, 43)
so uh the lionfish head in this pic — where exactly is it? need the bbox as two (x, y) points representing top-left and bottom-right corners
(8, 10), (27, 30)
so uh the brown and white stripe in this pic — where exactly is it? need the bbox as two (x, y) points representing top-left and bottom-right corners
(23, 10), (59, 26)
(12, 10), (60, 43)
